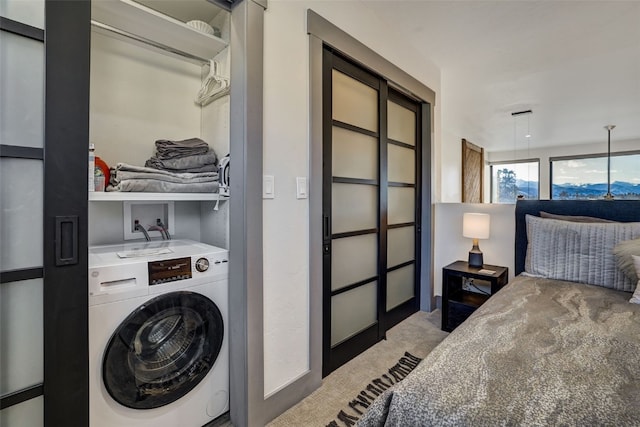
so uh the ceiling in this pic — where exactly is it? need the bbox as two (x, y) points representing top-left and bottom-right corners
(130, 1), (638, 152)
(362, 1), (640, 152)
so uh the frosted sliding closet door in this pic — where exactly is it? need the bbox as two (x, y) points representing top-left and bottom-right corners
(323, 48), (423, 376)
(0, 2), (45, 425)
(2, 1), (90, 424)
(386, 99), (417, 312)
(329, 69), (379, 348)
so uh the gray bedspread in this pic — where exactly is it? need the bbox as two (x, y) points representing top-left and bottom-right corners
(358, 275), (640, 426)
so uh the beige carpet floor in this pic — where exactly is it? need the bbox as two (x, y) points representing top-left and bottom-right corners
(266, 310), (449, 427)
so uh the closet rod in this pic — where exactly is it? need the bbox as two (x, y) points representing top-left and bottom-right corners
(90, 20), (208, 64)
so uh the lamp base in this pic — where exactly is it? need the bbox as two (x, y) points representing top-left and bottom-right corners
(468, 249), (483, 268)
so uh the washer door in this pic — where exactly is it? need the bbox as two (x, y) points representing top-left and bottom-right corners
(102, 290), (223, 409)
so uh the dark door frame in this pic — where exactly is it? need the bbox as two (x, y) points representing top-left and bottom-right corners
(321, 49), (385, 376)
(383, 88), (424, 333)
(0, 1), (92, 423)
(321, 48), (424, 376)
(43, 0), (91, 424)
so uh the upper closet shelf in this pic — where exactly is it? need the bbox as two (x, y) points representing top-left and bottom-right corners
(89, 192), (229, 202)
(91, 0), (228, 64)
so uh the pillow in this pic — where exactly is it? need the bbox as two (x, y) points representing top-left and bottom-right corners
(539, 211), (617, 223)
(525, 215), (640, 291)
(613, 238), (640, 282)
(630, 255), (640, 304)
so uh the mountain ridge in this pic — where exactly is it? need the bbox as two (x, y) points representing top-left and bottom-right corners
(552, 181), (640, 199)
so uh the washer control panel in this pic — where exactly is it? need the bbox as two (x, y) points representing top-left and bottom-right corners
(148, 255), (228, 285)
(148, 257), (192, 285)
(89, 240), (228, 305)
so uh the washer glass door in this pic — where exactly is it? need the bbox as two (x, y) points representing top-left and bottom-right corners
(102, 291), (224, 409)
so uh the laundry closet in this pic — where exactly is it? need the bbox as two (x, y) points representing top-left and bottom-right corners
(88, 0), (230, 246)
(1, 0), (266, 424)
(87, 1), (233, 426)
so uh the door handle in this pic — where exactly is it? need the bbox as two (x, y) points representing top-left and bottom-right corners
(323, 215), (330, 240)
(323, 215), (331, 255)
(55, 215), (78, 266)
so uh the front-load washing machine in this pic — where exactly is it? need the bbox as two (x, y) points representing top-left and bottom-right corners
(89, 239), (229, 427)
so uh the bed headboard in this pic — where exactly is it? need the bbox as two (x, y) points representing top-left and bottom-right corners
(514, 200), (640, 275)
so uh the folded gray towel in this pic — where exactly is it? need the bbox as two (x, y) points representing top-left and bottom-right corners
(107, 179), (219, 193)
(154, 138), (209, 159)
(145, 149), (218, 171)
(111, 169), (218, 185)
(111, 163), (218, 185)
(169, 164), (218, 173)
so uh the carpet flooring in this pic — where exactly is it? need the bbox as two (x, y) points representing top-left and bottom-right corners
(209, 310), (448, 427)
(267, 310), (449, 427)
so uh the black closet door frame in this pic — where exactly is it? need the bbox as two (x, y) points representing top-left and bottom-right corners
(382, 89), (422, 333)
(322, 48), (421, 376)
(322, 49), (384, 376)
(44, 0), (90, 425)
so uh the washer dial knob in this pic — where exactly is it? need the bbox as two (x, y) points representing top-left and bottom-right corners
(195, 257), (210, 272)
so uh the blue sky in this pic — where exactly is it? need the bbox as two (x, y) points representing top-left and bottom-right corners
(553, 154), (640, 185)
(492, 161), (539, 183)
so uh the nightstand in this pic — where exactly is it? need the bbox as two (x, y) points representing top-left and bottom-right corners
(441, 260), (508, 332)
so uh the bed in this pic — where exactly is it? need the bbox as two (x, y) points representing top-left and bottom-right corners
(359, 200), (640, 426)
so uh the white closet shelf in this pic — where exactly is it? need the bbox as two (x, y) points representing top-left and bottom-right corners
(89, 192), (229, 202)
(91, 0), (228, 63)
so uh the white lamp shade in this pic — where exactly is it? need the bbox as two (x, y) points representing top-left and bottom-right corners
(463, 213), (490, 239)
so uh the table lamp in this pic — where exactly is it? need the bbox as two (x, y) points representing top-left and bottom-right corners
(463, 213), (490, 268)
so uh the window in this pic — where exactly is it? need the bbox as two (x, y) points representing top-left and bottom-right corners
(489, 160), (539, 203)
(551, 152), (640, 200)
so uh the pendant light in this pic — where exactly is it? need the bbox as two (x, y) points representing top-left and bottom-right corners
(511, 109), (532, 200)
(604, 125), (616, 200)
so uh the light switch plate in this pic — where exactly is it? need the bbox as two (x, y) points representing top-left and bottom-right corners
(296, 177), (308, 199)
(263, 175), (275, 199)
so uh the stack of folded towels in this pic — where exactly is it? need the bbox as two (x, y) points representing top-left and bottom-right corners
(107, 138), (219, 193)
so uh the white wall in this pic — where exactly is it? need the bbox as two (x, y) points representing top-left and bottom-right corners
(90, 31), (203, 167)
(437, 73), (467, 202)
(433, 203), (516, 296)
(262, 1), (441, 397)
